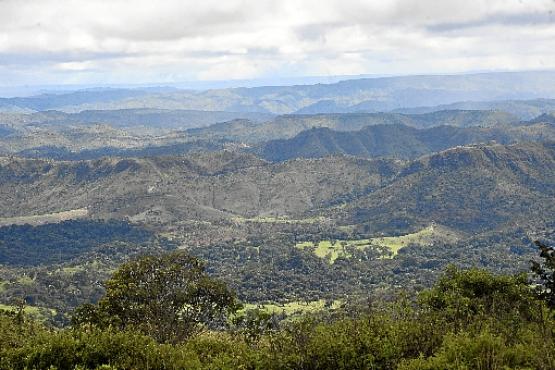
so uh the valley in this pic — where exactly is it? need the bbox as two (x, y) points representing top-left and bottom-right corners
(1, 140), (553, 319)
(0, 72), (554, 346)
(3, 2), (555, 367)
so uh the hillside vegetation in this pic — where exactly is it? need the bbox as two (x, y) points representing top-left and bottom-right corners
(187, 110), (520, 144)
(256, 122), (555, 161)
(1, 250), (555, 370)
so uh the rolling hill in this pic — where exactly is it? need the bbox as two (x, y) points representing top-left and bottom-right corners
(337, 142), (555, 235)
(0, 152), (399, 223)
(187, 110), (519, 144)
(394, 98), (555, 120)
(1, 142), (554, 240)
(2, 142), (555, 317)
(256, 122), (555, 161)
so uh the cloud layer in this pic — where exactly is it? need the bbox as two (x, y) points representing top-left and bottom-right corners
(0, 0), (554, 86)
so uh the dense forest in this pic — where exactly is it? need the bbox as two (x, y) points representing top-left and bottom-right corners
(0, 241), (554, 370)
(0, 220), (156, 266)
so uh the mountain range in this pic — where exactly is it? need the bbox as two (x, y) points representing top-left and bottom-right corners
(2, 71), (555, 115)
(2, 141), (554, 239)
(2, 72), (555, 320)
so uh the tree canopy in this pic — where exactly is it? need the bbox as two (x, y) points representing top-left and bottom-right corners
(531, 240), (555, 308)
(73, 251), (238, 343)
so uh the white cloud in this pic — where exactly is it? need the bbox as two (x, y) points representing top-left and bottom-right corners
(0, 0), (554, 85)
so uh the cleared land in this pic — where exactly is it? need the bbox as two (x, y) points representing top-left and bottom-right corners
(296, 225), (461, 263)
(0, 304), (56, 321)
(241, 299), (342, 316)
(0, 208), (88, 226)
(231, 215), (328, 224)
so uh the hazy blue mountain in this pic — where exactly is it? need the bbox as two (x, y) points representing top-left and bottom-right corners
(294, 100), (348, 114)
(0, 124), (14, 137)
(528, 112), (555, 125)
(0, 88), (150, 112)
(28, 109), (274, 130)
(187, 110), (520, 144)
(394, 98), (555, 120)
(2, 71), (555, 114)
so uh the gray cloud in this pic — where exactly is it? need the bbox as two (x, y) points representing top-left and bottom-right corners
(0, 0), (553, 85)
(428, 11), (555, 32)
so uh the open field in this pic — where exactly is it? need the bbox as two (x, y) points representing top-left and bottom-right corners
(370, 225), (459, 258)
(0, 303), (56, 321)
(0, 208), (88, 226)
(231, 215), (328, 224)
(241, 299), (342, 316)
(296, 239), (373, 263)
(296, 225), (461, 263)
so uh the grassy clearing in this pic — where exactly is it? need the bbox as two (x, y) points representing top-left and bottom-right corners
(0, 208), (88, 226)
(231, 215), (327, 224)
(60, 266), (85, 274)
(0, 304), (56, 321)
(16, 275), (35, 286)
(371, 224), (460, 258)
(241, 299), (342, 316)
(56, 260), (113, 276)
(296, 225), (460, 263)
(296, 239), (372, 263)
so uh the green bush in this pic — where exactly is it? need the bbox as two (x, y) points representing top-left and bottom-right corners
(1, 263), (554, 370)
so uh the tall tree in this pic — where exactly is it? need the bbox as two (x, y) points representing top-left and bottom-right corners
(73, 251), (237, 343)
(531, 240), (555, 308)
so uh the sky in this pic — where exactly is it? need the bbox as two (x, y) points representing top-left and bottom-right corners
(0, 0), (554, 87)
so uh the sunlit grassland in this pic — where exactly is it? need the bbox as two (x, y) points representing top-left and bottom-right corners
(231, 215), (327, 224)
(0, 208), (88, 226)
(241, 299), (342, 316)
(296, 225), (460, 263)
(0, 304), (56, 321)
(296, 239), (373, 263)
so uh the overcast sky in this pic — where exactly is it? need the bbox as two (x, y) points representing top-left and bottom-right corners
(0, 0), (554, 87)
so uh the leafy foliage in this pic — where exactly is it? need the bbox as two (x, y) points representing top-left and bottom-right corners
(0, 220), (154, 266)
(73, 251), (238, 343)
(0, 261), (554, 369)
(531, 240), (555, 308)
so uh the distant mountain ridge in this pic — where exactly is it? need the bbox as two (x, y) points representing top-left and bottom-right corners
(528, 112), (555, 125)
(256, 123), (555, 161)
(3, 109), (548, 161)
(393, 98), (555, 120)
(186, 110), (520, 144)
(4, 108), (273, 130)
(0, 89), (149, 112)
(2, 71), (555, 114)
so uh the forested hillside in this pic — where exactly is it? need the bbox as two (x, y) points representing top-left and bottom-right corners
(1, 141), (554, 320)
(256, 123), (555, 161)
